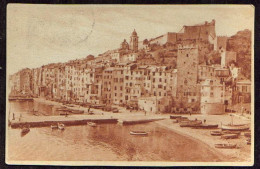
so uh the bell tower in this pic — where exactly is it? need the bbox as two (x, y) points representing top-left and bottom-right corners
(130, 29), (138, 52)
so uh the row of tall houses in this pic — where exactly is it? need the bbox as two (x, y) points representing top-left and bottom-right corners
(9, 20), (251, 114)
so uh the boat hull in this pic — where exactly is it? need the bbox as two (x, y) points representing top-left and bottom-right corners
(221, 124), (250, 131)
(130, 131), (148, 136)
(215, 144), (237, 149)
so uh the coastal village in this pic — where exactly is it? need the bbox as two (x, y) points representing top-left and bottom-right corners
(9, 19), (252, 115)
(8, 19), (253, 162)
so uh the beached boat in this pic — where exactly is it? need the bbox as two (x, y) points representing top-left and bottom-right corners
(215, 143), (237, 149)
(244, 132), (251, 138)
(58, 123), (65, 130)
(87, 122), (97, 127)
(210, 131), (222, 136)
(172, 119), (179, 123)
(246, 138), (251, 145)
(221, 124), (250, 131)
(192, 124), (218, 129)
(56, 108), (70, 111)
(222, 130), (241, 135)
(51, 124), (58, 129)
(170, 115), (182, 119)
(21, 127), (30, 134)
(130, 131), (148, 136)
(179, 120), (202, 127)
(59, 112), (70, 116)
(70, 110), (84, 114)
(221, 134), (239, 139)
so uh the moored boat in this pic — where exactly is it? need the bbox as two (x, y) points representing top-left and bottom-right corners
(172, 119), (179, 123)
(215, 143), (237, 149)
(70, 110), (84, 114)
(170, 115), (182, 119)
(244, 132), (251, 138)
(192, 124), (218, 129)
(179, 120), (202, 127)
(210, 130), (222, 136)
(221, 133), (239, 139)
(221, 124), (250, 131)
(246, 138), (251, 145)
(51, 124), (58, 129)
(87, 122), (97, 127)
(21, 127), (30, 134)
(222, 130), (241, 135)
(130, 131), (148, 136)
(58, 123), (65, 130)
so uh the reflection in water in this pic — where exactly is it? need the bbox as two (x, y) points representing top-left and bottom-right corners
(7, 101), (223, 162)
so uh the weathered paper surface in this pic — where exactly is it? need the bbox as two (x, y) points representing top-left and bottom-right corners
(6, 4), (254, 166)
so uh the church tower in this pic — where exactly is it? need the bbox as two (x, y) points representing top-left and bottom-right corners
(130, 29), (138, 52)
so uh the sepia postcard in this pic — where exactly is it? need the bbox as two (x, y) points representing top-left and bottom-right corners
(6, 4), (254, 166)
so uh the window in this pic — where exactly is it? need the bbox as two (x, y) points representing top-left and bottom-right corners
(186, 54), (189, 57)
(210, 92), (214, 97)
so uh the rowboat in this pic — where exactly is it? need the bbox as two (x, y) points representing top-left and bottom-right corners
(21, 127), (30, 135)
(58, 123), (65, 130)
(51, 124), (58, 129)
(179, 120), (202, 127)
(192, 124), (218, 129)
(172, 119), (179, 123)
(244, 132), (251, 138)
(70, 110), (84, 114)
(130, 131), (148, 136)
(215, 143), (237, 149)
(221, 124), (250, 131)
(59, 112), (70, 116)
(221, 134), (239, 139)
(222, 130), (241, 135)
(170, 115), (182, 119)
(210, 131), (222, 136)
(87, 122), (97, 127)
(246, 138), (251, 145)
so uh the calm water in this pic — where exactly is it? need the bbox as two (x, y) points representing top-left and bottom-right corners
(7, 101), (222, 162)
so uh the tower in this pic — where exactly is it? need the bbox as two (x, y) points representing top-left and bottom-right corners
(130, 29), (138, 52)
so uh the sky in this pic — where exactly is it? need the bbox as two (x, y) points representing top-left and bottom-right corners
(7, 4), (254, 75)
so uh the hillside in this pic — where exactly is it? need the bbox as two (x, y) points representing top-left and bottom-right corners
(227, 29), (252, 79)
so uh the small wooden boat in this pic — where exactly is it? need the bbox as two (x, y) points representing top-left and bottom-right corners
(210, 131), (222, 136)
(70, 110), (84, 114)
(244, 132), (251, 138)
(221, 124), (250, 131)
(215, 143), (237, 149)
(130, 131), (148, 136)
(179, 120), (202, 127)
(172, 119), (179, 123)
(59, 112), (70, 116)
(246, 138), (251, 145)
(221, 134), (239, 139)
(170, 115), (182, 119)
(222, 130), (241, 135)
(192, 124), (218, 129)
(51, 124), (58, 129)
(87, 122), (97, 127)
(56, 107), (69, 111)
(21, 127), (30, 135)
(58, 123), (65, 130)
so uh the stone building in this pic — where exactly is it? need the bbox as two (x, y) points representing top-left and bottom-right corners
(176, 42), (200, 105)
(129, 29), (139, 52)
(200, 79), (225, 114)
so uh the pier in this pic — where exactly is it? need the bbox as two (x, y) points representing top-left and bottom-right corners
(9, 113), (166, 128)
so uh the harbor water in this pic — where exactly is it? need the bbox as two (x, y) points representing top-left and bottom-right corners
(7, 100), (223, 162)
